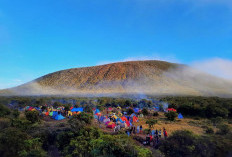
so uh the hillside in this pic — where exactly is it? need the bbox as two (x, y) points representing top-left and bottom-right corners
(1, 60), (232, 97)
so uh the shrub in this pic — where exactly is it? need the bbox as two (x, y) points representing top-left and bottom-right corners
(142, 108), (149, 116)
(165, 111), (178, 121)
(0, 104), (11, 117)
(146, 119), (158, 129)
(25, 110), (40, 123)
(12, 109), (20, 118)
(153, 112), (159, 117)
(217, 124), (230, 135)
(205, 127), (214, 134)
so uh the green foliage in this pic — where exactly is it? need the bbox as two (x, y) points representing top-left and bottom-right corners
(25, 110), (40, 123)
(90, 134), (152, 157)
(160, 96), (232, 119)
(0, 118), (10, 130)
(217, 124), (230, 135)
(11, 118), (32, 131)
(12, 109), (20, 118)
(205, 126), (214, 134)
(153, 112), (159, 117)
(0, 127), (30, 157)
(127, 108), (134, 115)
(68, 112), (93, 131)
(19, 138), (47, 157)
(165, 111), (178, 121)
(211, 117), (223, 126)
(141, 108), (149, 116)
(206, 104), (229, 118)
(84, 105), (92, 113)
(0, 104), (11, 117)
(146, 119), (158, 129)
(64, 104), (72, 111)
(160, 130), (211, 157)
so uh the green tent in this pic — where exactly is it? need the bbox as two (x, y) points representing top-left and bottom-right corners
(49, 112), (53, 116)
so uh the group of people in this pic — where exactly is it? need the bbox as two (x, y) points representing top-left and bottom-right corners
(145, 127), (168, 147)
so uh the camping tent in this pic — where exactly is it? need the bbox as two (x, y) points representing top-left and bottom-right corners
(167, 108), (177, 112)
(52, 111), (58, 118)
(133, 108), (140, 113)
(103, 118), (110, 123)
(132, 116), (138, 122)
(71, 108), (83, 112)
(106, 122), (116, 129)
(49, 112), (53, 116)
(95, 109), (100, 114)
(54, 114), (65, 120)
(178, 113), (184, 119)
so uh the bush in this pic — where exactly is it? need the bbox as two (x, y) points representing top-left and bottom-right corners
(0, 104), (11, 117)
(25, 110), (40, 123)
(205, 127), (214, 134)
(165, 111), (178, 121)
(142, 108), (149, 116)
(146, 119), (158, 129)
(127, 108), (134, 115)
(0, 118), (10, 130)
(12, 109), (20, 118)
(217, 124), (230, 135)
(153, 112), (159, 117)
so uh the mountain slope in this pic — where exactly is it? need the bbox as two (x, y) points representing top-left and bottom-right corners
(1, 60), (232, 97)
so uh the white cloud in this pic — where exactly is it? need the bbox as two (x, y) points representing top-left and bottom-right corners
(191, 58), (232, 81)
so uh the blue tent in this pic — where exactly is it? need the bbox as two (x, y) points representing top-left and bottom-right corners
(54, 114), (65, 120)
(130, 113), (136, 118)
(95, 109), (100, 114)
(178, 113), (184, 119)
(52, 111), (58, 118)
(133, 108), (139, 113)
(71, 107), (83, 112)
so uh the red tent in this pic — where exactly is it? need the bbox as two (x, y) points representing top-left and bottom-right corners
(106, 122), (116, 129)
(167, 108), (177, 112)
(108, 107), (113, 111)
(133, 116), (138, 122)
(45, 112), (49, 116)
(28, 107), (34, 111)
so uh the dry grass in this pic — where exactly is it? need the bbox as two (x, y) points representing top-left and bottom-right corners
(135, 113), (205, 135)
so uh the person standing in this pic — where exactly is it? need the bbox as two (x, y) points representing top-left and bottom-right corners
(158, 129), (162, 138)
(163, 128), (168, 140)
(140, 125), (143, 134)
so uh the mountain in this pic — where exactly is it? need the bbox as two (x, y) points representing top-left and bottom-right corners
(1, 60), (232, 97)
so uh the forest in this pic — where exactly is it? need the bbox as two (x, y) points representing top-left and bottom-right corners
(0, 96), (232, 157)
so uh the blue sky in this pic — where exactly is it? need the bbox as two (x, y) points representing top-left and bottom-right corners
(0, 0), (232, 89)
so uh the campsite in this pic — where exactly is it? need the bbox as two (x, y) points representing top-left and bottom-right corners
(0, 96), (232, 157)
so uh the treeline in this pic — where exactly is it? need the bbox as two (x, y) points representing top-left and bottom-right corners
(159, 96), (232, 119)
(0, 96), (155, 109)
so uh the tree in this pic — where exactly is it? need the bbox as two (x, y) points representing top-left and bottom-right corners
(68, 112), (93, 131)
(146, 119), (158, 129)
(0, 128), (30, 157)
(217, 124), (230, 135)
(165, 111), (178, 121)
(0, 104), (11, 117)
(142, 108), (149, 116)
(159, 130), (215, 157)
(25, 110), (40, 123)
(12, 109), (20, 118)
(127, 108), (134, 115)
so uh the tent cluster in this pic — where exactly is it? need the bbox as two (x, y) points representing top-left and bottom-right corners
(94, 108), (139, 129)
(25, 106), (84, 121)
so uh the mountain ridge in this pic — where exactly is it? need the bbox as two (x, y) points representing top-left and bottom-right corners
(1, 60), (232, 97)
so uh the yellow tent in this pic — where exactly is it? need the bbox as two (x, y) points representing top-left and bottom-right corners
(68, 111), (72, 116)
